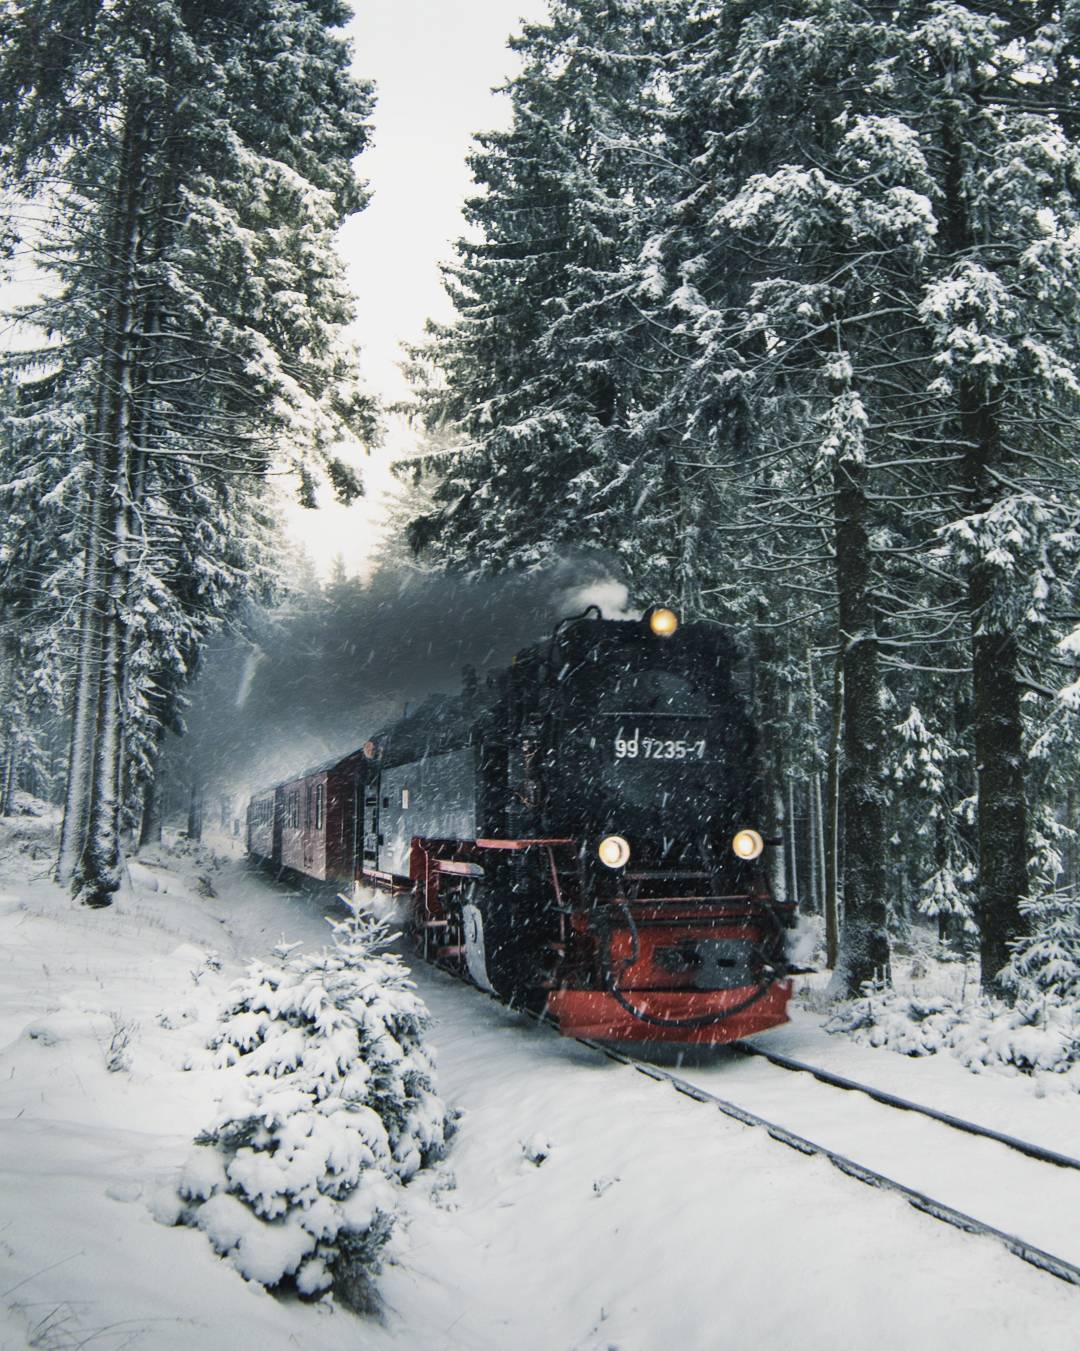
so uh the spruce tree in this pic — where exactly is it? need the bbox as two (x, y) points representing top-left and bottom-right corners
(409, 0), (689, 593)
(0, 0), (377, 905)
(903, 0), (1080, 988)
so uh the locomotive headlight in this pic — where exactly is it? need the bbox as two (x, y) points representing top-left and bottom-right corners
(647, 606), (679, 638)
(732, 828), (765, 861)
(598, 835), (631, 869)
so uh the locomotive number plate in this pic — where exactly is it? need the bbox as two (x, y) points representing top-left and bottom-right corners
(614, 727), (707, 761)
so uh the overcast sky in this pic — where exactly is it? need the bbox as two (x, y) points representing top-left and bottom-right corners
(342, 0), (547, 402)
(284, 0), (551, 576)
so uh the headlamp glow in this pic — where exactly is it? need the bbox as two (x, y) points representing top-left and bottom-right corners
(598, 835), (631, 869)
(647, 607), (679, 638)
(732, 829), (765, 861)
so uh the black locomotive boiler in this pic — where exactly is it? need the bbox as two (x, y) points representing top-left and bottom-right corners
(247, 606), (795, 1043)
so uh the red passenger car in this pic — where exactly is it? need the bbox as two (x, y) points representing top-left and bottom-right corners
(259, 750), (368, 886)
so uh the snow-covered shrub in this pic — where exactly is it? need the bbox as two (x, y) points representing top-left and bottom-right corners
(826, 987), (1080, 1088)
(177, 901), (448, 1311)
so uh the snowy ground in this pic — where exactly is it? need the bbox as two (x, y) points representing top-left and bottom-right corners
(2, 816), (1078, 1351)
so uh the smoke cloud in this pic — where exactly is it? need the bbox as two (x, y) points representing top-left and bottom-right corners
(175, 555), (635, 803)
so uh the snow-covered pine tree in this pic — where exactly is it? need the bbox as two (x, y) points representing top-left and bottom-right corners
(409, 0), (691, 595)
(904, 0), (1080, 989)
(0, 0), (378, 905)
(1012, 631), (1080, 1000)
(629, 2), (841, 917)
(651, 0), (956, 992)
(649, 0), (1080, 995)
(179, 903), (448, 1312)
(0, 359), (79, 810)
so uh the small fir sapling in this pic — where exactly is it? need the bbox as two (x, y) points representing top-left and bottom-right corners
(177, 900), (448, 1311)
(893, 705), (976, 941)
(1006, 886), (1080, 1005)
(1011, 699), (1080, 1006)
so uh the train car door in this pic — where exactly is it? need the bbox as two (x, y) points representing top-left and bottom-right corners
(362, 774), (381, 872)
(303, 783), (314, 872)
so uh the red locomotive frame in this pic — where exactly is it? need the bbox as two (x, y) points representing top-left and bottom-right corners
(394, 834), (793, 1044)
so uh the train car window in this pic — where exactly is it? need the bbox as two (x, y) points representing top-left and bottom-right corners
(315, 784), (324, 831)
(289, 792), (299, 828)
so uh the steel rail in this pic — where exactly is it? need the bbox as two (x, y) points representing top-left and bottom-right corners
(731, 1040), (1080, 1172)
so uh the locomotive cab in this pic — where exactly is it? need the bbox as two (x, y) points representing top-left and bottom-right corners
(526, 610), (765, 889)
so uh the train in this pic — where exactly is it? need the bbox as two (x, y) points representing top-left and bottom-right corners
(246, 604), (796, 1043)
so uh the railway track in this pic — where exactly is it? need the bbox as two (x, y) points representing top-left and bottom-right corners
(518, 1006), (1080, 1290)
(730, 1039), (1080, 1172)
(414, 934), (1080, 1291)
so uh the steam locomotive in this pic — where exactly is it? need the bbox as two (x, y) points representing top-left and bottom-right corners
(247, 606), (795, 1043)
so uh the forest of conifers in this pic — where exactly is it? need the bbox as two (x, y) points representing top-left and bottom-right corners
(0, 1), (1077, 1006)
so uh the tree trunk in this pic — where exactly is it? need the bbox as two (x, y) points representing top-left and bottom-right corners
(960, 386), (1027, 990)
(57, 399), (108, 882)
(831, 444), (890, 994)
(138, 737), (164, 849)
(753, 621), (788, 903)
(969, 539), (1028, 989)
(771, 780), (789, 904)
(824, 652), (843, 969)
(939, 114), (1029, 992)
(3, 726), (16, 815)
(0, 650), (15, 817)
(1, 727), (15, 817)
(805, 642), (822, 913)
(787, 775), (799, 907)
(72, 108), (144, 907)
(187, 780), (203, 843)
(76, 546), (129, 906)
(812, 771), (826, 917)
